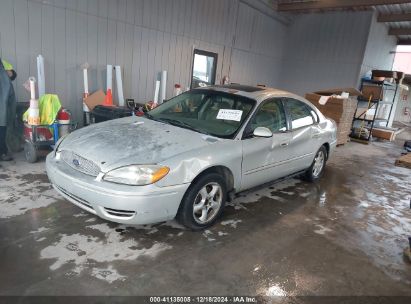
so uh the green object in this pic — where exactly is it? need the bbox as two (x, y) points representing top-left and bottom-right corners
(1, 59), (13, 71)
(23, 94), (62, 125)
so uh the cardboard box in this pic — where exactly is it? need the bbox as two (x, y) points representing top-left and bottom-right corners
(312, 88), (361, 97)
(305, 88), (360, 145)
(305, 88), (360, 122)
(84, 90), (106, 111)
(372, 70), (397, 79)
(362, 85), (383, 101)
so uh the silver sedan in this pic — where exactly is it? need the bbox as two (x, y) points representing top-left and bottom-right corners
(46, 84), (337, 230)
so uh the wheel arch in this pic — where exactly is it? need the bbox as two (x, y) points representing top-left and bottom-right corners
(191, 165), (235, 192)
(175, 165), (234, 228)
(322, 142), (330, 160)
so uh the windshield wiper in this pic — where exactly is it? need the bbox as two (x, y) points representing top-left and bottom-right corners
(144, 112), (154, 120)
(156, 118), (212, 136)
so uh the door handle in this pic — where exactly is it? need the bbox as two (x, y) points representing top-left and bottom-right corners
(280, 142), (289, 147)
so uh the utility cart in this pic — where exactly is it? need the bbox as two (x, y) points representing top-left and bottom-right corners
(23, 121), (77, 163)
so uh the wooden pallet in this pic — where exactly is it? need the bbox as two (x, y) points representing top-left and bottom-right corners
(395, 153), (411, 169)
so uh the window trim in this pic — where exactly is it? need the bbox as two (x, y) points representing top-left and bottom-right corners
(190, 49), (218, 89)
(242, 97), (289, 140)
(283, 97), (317, 131)
(307, 105), (320, 123)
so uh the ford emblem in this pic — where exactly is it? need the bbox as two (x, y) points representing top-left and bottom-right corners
(72, 159), (80, 166)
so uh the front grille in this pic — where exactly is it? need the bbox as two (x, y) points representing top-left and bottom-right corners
(61, 150), (100, 176)
(104, 207), (136, 218)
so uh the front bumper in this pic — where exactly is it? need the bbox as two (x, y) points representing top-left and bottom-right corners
(46, 153), (190, 225)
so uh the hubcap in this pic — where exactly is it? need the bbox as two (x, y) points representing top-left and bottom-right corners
(312, 150), (325, 177)
(193, 182), (222, 224)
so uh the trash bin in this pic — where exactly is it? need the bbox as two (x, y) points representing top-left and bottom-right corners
(92, 105), (133, 123)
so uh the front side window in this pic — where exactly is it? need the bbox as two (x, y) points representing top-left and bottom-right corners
(285, 98), (315, 129)
(147, 90), (255, 138)
(248, 99), (287, 133)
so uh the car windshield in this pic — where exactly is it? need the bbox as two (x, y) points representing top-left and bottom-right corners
(147, 90), (256, 138)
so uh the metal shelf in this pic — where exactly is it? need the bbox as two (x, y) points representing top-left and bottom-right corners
(361, 79), (397, 87)
(351, 79), (399, 142)
(357, 98), (394, 105)
(353, 118), (374, 123)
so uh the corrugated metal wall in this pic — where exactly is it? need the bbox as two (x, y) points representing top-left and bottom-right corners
(0, 0), (398, 122)
(0, 0), (288, 122)
(360, 13), (396, 78)
(279, 10), (375, 95)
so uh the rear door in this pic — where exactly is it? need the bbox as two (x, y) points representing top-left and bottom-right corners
(283, 98), (318, 171)
(241, 98), (293, 190)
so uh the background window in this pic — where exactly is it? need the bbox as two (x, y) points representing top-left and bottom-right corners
(191, 50), (217, 89)
(250, 99), (287, 133)
(286, 98), (315, 129)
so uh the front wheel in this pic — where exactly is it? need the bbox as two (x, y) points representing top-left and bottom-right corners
(176, 173), (227, 230)
(303, 146), (327, 182)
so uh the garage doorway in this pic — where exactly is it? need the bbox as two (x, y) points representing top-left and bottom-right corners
(191, 49), (218, 89)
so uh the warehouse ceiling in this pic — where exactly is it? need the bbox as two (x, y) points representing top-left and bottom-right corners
(276, 0), (411, 45)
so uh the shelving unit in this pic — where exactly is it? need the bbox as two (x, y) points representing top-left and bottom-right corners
(351, 79), (399, 143)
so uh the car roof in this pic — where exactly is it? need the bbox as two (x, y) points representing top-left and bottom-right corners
(194, 84), (303, 101)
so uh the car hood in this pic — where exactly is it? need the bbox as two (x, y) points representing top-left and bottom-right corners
(59, 116), (223, 172)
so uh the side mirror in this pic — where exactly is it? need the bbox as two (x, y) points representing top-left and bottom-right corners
(253, 127), (273, 138)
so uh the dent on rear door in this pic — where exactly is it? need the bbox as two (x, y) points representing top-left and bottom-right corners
(289, 126), (316, 171)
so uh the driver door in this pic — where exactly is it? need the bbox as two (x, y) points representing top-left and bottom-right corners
(241, 98), (293, 191)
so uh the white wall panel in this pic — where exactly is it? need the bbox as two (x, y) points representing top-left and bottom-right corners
(280, 10), (374, 95)
(360, 14), (396, 78)
(13, 0), (30, 101)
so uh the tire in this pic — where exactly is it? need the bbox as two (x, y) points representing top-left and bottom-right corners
(303, 145), (327, 182)
(24, 142), (38, 163)
(176, 173), (227, 230)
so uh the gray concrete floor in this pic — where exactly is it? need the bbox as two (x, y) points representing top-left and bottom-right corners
(0, 140), (410, 296)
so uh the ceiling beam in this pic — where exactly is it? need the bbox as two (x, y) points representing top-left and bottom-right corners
(397, 39), (411, 45)
(378, 12), (411, 22)
(389, 27), (411, 35)
(277, 0), (411, 12)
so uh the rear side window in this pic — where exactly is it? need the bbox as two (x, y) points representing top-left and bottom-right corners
(285, 98), (315, 129)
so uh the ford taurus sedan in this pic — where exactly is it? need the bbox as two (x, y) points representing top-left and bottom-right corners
(46, 84), (337, 230)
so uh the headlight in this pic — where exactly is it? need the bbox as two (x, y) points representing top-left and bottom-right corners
(103, 165), (170, 186)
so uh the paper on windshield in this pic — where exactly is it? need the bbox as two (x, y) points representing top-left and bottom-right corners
(216, 109), (243, 121)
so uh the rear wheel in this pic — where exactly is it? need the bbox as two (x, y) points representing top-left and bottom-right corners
(176, 173), (226, 230)
(303, 146), (327, 182)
